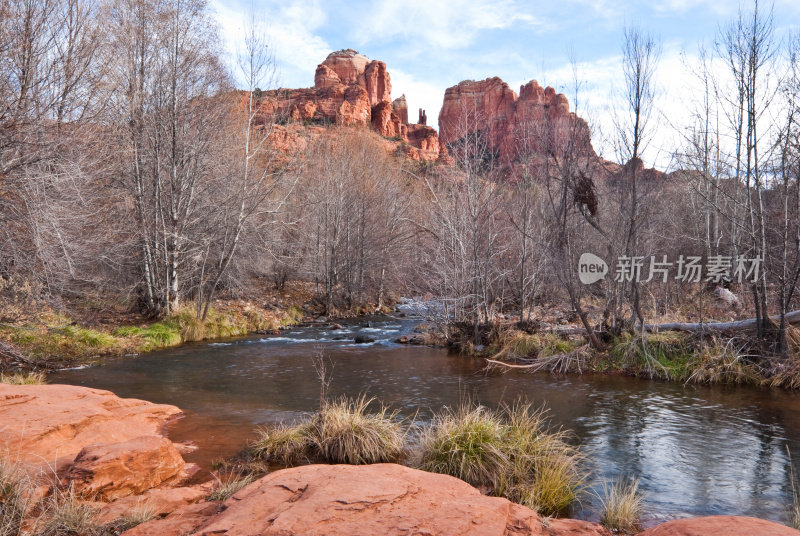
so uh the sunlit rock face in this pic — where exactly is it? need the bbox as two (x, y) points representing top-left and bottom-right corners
(438, 77), (594, 164)
(257, 50), (443, 161)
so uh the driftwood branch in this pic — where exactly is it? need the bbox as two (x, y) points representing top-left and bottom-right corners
(0, 340), (38, 370)
(485, 347), (590, 375)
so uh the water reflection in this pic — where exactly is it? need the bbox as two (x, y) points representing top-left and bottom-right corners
(50, 318), (800, 525)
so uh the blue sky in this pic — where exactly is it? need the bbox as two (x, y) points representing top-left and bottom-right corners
(210, 0), (800, 166)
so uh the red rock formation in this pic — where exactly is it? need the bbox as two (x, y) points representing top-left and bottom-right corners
(257, 50), (441, 161)
(126, 463), (612, 536)
(319, 49), (369, 86)
(392, 94), (408, 124)
(364, 59), (392, 106)
(371, 101), (403, 139)
(635, 515), (800, 536)
(439, 78), (593, 164)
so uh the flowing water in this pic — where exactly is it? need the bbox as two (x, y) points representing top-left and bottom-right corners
(50, 310), (800, 526)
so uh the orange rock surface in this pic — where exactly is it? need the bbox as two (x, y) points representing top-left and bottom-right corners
(635, 515), (800, 536)
(0, 383), (181, 471)
(64, 435), (187, 501)
(125, 463), (611, 536)
(0, 383), (193, 504)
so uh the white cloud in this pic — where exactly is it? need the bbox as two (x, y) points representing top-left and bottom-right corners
(355, 0), (538, 50)
(650, 0), (735, 15)
(209, 0), (331, 88)
(389, 70), (446, 129)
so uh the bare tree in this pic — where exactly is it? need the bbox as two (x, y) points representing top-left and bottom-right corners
(614, 25), (661, 328)
(193, 13), (296, 320)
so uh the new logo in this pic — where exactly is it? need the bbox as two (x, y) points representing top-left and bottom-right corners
(578, 253), (608, 284)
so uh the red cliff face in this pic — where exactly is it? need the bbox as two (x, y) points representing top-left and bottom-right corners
(392, 94), (409, 125)
(258, 50), (440, 160)
(439, 78), (594, 164)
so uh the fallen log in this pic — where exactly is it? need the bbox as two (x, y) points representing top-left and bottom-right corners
(643, 309), (800, 334)
(532, 310), (800, 336)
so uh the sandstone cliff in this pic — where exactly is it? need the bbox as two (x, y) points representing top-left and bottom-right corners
(438, 78), (594, 165)
(257, 49), (443, 162)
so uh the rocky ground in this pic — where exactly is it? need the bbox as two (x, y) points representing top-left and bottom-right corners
(1, 383), (797, 535)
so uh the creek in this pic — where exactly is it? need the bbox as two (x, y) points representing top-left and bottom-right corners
(51, 310), (800, 526)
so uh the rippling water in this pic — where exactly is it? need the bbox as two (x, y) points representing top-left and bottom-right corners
(50, 315), (800, 526)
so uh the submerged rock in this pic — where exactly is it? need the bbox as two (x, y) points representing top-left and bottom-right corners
(125, 463), (611, 536)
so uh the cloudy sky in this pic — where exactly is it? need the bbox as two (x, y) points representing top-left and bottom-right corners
(209, 0), (799, 166)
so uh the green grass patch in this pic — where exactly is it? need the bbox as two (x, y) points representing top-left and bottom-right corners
(1, 322), (124, 364)
(608, 331), (694, 381)
(489, 329), (578, 361)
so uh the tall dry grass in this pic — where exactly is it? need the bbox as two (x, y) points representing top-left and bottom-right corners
(417, 401), (585, 516)
(252, 395), (406, 465)
(597, 477), (644, 533)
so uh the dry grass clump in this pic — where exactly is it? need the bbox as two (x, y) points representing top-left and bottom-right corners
(0, 371), (46, 385)
(207, 471), (258, 501)
(252, 395), (406, 466)
(113, 501), (156, 532)
(686, 337), (760, 385)
(252, 423), (313, 465)
(598, 477), (645, 533)
(490, 329), (576, 361)
(417, 401), (585, 516)
(35, 485), (101, 536)
(0, 458), (31, 536)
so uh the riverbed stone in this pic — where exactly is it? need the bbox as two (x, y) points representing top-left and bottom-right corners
(64, 435), (187, 501)
(0, 383), (191, 501)
(95, 482), (214, 524)
(635, 515), (800, 535)
(0, 384), (182, 470)
(124, 463), (611, 536)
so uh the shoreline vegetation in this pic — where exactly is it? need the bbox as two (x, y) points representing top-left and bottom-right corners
(3, 281), (800, 390)
(248, 398), (586, 518)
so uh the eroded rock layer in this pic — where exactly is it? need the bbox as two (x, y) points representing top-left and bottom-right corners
(257, 49), (443, 161)
(438, 78), (594, 164)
